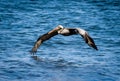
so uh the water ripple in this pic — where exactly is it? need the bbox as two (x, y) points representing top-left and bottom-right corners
(0, 0), (120, 81)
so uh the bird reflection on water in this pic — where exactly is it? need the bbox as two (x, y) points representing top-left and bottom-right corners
(31, 55), (42, 61)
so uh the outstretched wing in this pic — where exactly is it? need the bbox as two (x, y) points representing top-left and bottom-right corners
(31, 27), (62, 54)
(76, 28), (98, 50)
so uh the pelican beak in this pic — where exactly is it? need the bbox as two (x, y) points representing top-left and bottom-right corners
(48, 25), (64, 34)
(58, 28), (64, 34)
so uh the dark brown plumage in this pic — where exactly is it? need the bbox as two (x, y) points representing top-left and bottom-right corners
(31, 25), (98, 54)
(31, 26), (62, 54)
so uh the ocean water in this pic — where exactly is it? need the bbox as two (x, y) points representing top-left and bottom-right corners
(0, 0), (120, 81)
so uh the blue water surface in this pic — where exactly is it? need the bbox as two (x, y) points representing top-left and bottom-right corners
(0, 0), (120, 81)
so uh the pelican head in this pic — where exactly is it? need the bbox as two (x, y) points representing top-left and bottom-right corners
(57, 25), (64, 34)
(58, 25), (64, 29)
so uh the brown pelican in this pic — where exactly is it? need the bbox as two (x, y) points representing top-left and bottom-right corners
(31, 25), (98, 54)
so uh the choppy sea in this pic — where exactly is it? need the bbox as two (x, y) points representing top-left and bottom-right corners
(0, 0), (120, 81)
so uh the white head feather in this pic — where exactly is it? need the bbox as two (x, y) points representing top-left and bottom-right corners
(58, 25), (64, 29)
(57, 25), (64, 34)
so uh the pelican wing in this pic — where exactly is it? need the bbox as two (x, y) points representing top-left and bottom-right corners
(76, 28), (98, 50)
(31, 27), (62, 54)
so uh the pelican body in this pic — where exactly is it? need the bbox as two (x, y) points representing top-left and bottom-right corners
(31, 25), (98, 54)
